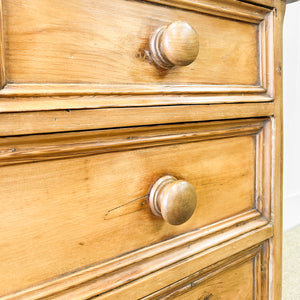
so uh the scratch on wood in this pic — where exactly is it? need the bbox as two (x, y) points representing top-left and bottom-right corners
(104, 195), (148, 220)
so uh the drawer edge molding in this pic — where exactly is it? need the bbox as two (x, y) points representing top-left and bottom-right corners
(0, 91), (274, 113)
(0, 103), (274, 136)
(144, 0), (271, 24)
(0, 83), (267, 98)
(139, 243), (268, 299)
(90, 227), (272, 300)
(0, 3), (275, 108)
(0, 118), (267, 166)
(2, 210), (271, 300)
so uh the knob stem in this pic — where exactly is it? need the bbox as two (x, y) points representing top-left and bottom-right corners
(150, 26), (174, 69)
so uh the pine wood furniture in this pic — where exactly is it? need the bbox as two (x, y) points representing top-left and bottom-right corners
(0, 0), (285, 299)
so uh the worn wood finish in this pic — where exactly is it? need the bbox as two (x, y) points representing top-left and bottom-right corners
(0, 0), (274, 112)
(0, 83), (268, 98)
(142, 241), (269, 299)
(0, 102), (275, 136)
(0, 0), (275, 111)
(2, 0), (259, 86)
(0, 0), (285, 299)
(271, 1), (286, 298)
(142, 244), (270, 299)
(146, 0), (270, 22)
(0, 88), (274, 113)
(0, 118), (267, 166)
(3, 219), (271, 300)
(0, 123), (260, 295)
(0, 117), (274, 298)
(142, 248), (260, 299)
(94, 232), (272, 300)
(0, 118), (272, 226)
(0, 2), (273, 115)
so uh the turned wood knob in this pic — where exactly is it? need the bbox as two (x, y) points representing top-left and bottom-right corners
(149, 175), (197, 225)
(150, 21), (199, 69)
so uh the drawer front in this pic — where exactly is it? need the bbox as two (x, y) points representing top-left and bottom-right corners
(90, 242), (270, 299)
(3, 0), (258, 85)
(0, 119), (272, 297)
(155, 259), (255, 300)
(125, 244), (269, 300)
(0, 0), (273, 106)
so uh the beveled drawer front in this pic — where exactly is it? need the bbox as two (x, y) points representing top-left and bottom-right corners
(117, 244), (269, 300)
(0, 119), (272, 297)
(145, 257), (255, 300)
(0, 0), (274, 108)
(161, 261), (255, 300)
(2, 0), (258, 85)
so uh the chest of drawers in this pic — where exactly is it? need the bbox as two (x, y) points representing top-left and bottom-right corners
(0, 0), (285, 299)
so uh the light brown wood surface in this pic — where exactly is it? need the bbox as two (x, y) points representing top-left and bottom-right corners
(271, 1), (286, 298)
(0, 0), (285, 299)
(0, 122), (258, 295)
(0, 102), (275, 136)
(140, 245), (269, 300)
(1, 216), (271, 299)
(0, 118), (267, 166)
(3, 0), (258, 85)
(0, 0), (275, 112)
(146, 253), (255, 300)
(93, 233), (272, 300)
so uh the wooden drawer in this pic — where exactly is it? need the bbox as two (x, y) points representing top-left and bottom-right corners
(100, 242), (270, 299)
(150, 258), (256, 300)
(3, 0), (261, 86)
(0, 118), (272, 297)
(0, 0), (285, 299)
(0, 0), (274, 113)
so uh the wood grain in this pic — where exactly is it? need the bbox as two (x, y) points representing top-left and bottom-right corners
(255, 118), (272, 220)
(93, 227), (272, 300)
(259, 10), (274, 95)
(0, 83), (267, 97)
(0, 85), (273, 113)
(0, 118), (272, 232)
(0, 118), (266, 166)
(0, 0), (274, 111)
(143, 250), (257, 300)
(2, 218), (271, 300)
(146, 0), (270, 23)
(3, 0), (260, 86)
(270, 1), (286, 299)
(0, 0), (285, 298)
(0, 131), (257, 295)
(0, 102), (275, 136)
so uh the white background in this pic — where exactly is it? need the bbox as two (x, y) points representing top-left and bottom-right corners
(283, 1), (300, 231)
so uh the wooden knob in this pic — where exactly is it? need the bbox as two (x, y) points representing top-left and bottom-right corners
(149, 175), (197, 225)
(150, 21), (199, 69)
